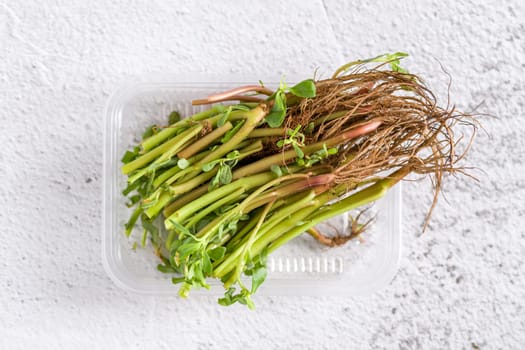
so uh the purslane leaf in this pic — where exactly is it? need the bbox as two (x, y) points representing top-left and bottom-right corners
(289, 79), (316, 98)
(251, 266), (267, 294)
(270, 164), (283, 177)
(177, 158), (189, 169)
(293, 143), (304, 158)
(121, 150), (138, 164)
(202, 162), (217, 172)
(265, 91), (286, 128)
(168, 111), (181, 125)
(219, 165), (233, 185)
(142, 125), (158, 140)
(157, 264), (177, 273)
(202, 254), (213, 275)
(178, 243), (200, 258)
(208, 246), (227, 261)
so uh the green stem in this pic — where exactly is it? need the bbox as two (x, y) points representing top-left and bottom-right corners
(165, 172), (275, 230)
(143, 169), (218, 219)
(163, 184), (208, 217)
(221, 190), (312, 256)
(232, 120), (381, 179)
(177, 121), (233, 159)
(125, 206), (143, 237)
(241, 173), (333, 212)
(267, 167), (410, 254)
(167, 140), (263, 198)
(195, 105), (268, 167)
(143, 191), (175, 219)
(155, 124), (203, 164)
(152, 150), (211, 189)
(213, 190), (317, 278)
(122, 124), (202, 175)
(247, 128), (287, 138)
(224, 200), (274, 289)
(140, 105), (224, 152)
(223, 209), (263, 254)
(161, 140), (265, 218)
(184, 188), (245, 229)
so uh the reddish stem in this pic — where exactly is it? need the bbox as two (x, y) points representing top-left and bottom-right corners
(192, 85), (273, 105)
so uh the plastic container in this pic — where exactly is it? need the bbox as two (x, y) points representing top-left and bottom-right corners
(102, 76), (402, 297)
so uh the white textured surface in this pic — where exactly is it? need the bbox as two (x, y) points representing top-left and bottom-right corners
(1, 0), (524, 349)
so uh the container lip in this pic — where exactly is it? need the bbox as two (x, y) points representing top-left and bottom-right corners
(103, 73), (305, 95)
(101, 78), (403, 296)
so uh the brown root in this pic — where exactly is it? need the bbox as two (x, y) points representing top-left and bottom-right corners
(285, 68), (478, 230)
(192, 64), (479, 232)
(307, 208), (374, 247)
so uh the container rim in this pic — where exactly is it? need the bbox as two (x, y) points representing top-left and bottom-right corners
(101, 76), (402, 296)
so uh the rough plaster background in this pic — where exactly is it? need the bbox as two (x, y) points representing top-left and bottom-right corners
(1, 0), (524, 349)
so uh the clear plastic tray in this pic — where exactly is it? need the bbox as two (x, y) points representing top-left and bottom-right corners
(102, 76), (402, 296)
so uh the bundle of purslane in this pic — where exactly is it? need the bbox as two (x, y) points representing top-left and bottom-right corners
(121, 53), (476, 308)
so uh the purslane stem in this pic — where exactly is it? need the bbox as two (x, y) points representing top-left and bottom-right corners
(165, 172), (275, 230)
(177, 121), (233, 159)
(122, 124), (202, 175)
(232, 120), (382, 179)
(140, 105), (225, 152)
(266, 167), (410, 254)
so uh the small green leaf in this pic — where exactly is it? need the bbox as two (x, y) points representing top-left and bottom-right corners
(157, 264), (176, 273)
(265, 109), (286, 127)
(293, 143), (304, 158)
(171, 276), (186, 284)
(327, 147), (338, 155)
(227, 220), (238, 232)
(122, 180), (140, 196)
(305, 122), (315, 134)
(219, 165), (233, 185)
(202, 162), (217, 172)
(178, 243), (199, 258)
(276, 139), (285, 148)
(141, 216), (159, 245)
(369, 52), (409, 73)
(289, 79), (316, 98)
(218, 287), (235, 306)
(121, 150), (138, 164)
(168, 111), (181, 124)
(270, 164), (283, 177)
(142, 125), (157, 140)
(251, 266), (267, 294)
(202, 254), (213, 275)
(126, 194), (141, 207)
(169, 219), (194, 238)
(177, 158), (189, 169)
(265, 91), (286, 128)
(208, 174), (220, 191)
(259, 247), (268, 265)
(208, 246), (227, 261)
(226, 150), (240, 160)
(194, 265), (206, 286)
